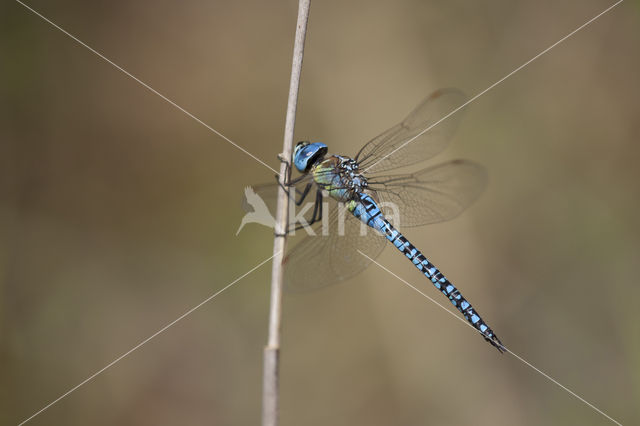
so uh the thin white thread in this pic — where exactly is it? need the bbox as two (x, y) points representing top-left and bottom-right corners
(15, 0), (279, 175)
(358, 250), (623, 426)
(364, 0), (624, 173)
(18, 251), (280, 426)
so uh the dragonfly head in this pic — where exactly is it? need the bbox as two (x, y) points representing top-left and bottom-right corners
(293, 141), (328, 173)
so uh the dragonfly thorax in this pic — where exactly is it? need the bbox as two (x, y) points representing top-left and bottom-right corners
(338, 156), (368, 190)
(312, 155), (368, 203)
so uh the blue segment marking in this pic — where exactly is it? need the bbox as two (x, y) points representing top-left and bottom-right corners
(350, 193), (504, 352)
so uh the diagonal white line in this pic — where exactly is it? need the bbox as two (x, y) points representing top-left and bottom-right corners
(15, 0), (279, 175)
(358, 250), (623, 426)
(364, 0), (624, 173)
(17, 251), (280, 426)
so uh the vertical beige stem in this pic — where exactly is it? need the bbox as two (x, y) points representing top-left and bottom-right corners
(262, 1), (310, 426)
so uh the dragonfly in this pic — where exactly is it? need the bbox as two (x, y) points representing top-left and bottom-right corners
(246, 88), (505, 352)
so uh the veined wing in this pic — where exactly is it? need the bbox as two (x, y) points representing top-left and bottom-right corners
(241, 178), (316, 230)
(366, 159), (487, 228)
(355, 88), (467, 174)
(242, 181), (387, 291)
(284, 202), (386, 292)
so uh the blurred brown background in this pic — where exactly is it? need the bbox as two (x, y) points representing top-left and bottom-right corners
(2, 0), (639, 425)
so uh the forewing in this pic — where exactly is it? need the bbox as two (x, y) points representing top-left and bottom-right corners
(355, 88), (467, 173)
(367, 160), (487, 228)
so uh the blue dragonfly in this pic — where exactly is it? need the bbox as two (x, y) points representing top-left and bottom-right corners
(247, 89), (505, 352)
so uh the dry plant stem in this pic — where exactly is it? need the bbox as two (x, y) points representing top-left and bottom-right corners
(262, 1), (311, 426)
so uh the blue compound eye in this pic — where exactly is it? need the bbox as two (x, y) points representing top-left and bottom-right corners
(293, 141), (328, 172)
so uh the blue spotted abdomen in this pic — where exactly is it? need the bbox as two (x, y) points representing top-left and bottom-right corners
(349, 193), (505, 352)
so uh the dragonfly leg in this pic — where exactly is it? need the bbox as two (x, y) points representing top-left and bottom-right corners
(293, 183), (312, 206)
(307, 189), (323, 226)
(276, 154), (308, 186)
(313, 189), (323, 224)
(290, 189), (323, 231)
(286, 174), (309, 186)
(277, 153), (292, 182)
(272, 173), (310, 207)
(275, 154), (294, 196)
(273, 164), (309, 195)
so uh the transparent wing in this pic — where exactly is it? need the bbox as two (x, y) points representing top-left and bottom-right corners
(366, 160), (487, 228)
(242, 182), (279, 214)
(242, 181), (387, 292)
(283, 202), (387, 293)
(242, 177), (316, 228)
(355, 88), (467, 174)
